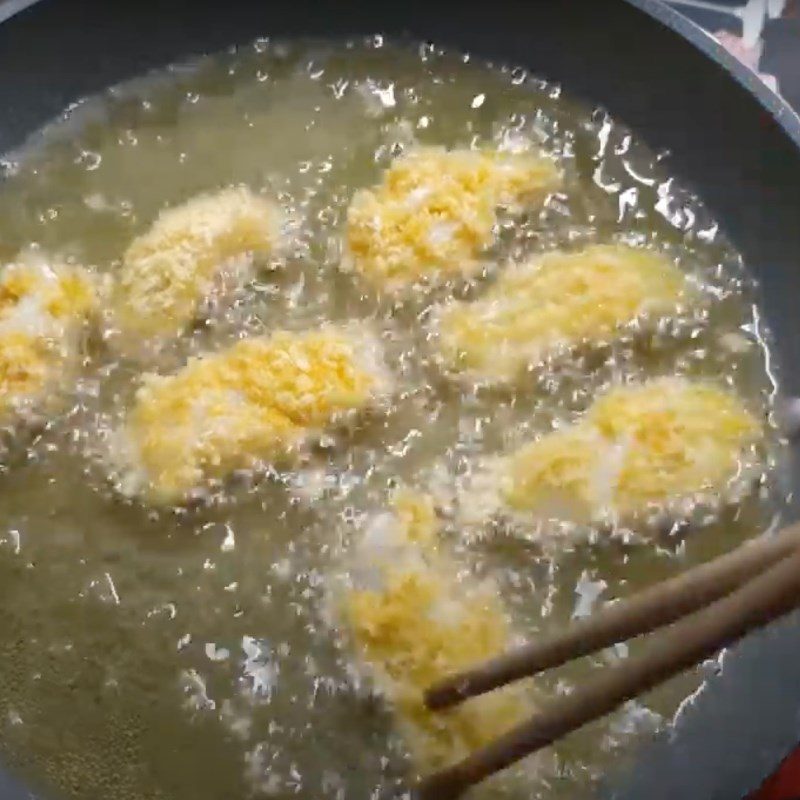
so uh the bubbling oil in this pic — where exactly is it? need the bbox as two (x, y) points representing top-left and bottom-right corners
(0, 37), (786, 800)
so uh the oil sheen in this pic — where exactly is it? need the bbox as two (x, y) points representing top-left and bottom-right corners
(0, 37), (786, 800)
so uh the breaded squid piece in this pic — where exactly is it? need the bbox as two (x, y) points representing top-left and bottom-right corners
(345, 146), (561, 291)
(435, 244), (692, 384)
(499, 378), (762, 524)
(111, 324), (391, 504)
(339, 490), (533, 774)
(110, 187), (283, 347)
(0, 253), (96, 428)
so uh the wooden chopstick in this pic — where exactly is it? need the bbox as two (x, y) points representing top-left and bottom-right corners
(418, 540), (800, 800)
(426, 522), (800, 711)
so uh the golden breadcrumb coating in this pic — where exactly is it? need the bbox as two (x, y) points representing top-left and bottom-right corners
(436, 244), (692, 383)
(341, 490), (532, 773)
(0, 254), (96, 426)
(504, 378), (762, 521)
(113, 324), (390, 504)
(346, 146), (560, 290)
(111, 187), (282, 345)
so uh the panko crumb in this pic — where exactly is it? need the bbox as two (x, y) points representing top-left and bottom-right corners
(109, 186), (283, 350)
(0, 251), (97, 430)
(109, 323), (392, 505)
(337, 489), (534, 775)
(344, 146), (561, 291)
(470, 378), (763, 529)
(434, 244), (693, 384)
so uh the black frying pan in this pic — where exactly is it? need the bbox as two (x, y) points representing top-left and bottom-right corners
(1, 1), (799, 798)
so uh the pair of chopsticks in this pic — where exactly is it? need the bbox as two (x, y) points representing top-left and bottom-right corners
(417, 522), (800, 799)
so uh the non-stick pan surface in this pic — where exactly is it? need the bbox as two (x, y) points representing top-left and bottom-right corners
(0, 1), (799, 798)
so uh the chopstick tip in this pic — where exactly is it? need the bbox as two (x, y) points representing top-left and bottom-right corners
(423, 682), (458, 711)
(416, 771), (468, 800)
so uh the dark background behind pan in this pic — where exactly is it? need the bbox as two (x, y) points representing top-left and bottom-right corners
(0, 1), (799, 798)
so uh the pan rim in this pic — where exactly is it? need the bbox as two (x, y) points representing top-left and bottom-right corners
(628, 0), (800, 148)
(0, 3), (797, 800)
(1, 0), (798, 153)
(1, 0), (799, 148)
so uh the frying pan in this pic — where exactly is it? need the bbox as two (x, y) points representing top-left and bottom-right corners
(0, 1), (799, 798)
